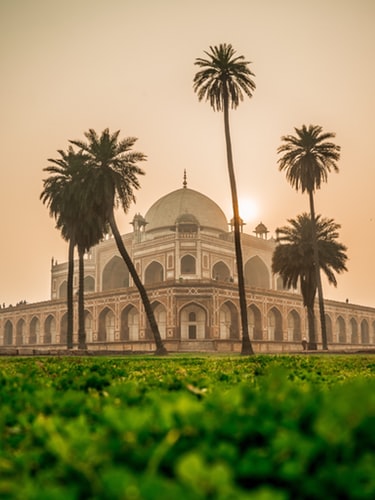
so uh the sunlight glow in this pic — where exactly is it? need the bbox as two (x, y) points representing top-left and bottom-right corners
(238, 197), (259, 223)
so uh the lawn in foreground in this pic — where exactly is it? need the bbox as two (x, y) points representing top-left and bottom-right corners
(0, 354), (374, 499)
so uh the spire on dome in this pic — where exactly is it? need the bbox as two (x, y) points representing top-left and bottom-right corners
(183, 169), (187, 189)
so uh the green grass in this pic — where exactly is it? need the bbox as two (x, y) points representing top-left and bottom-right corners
(0, 355), (374, 499)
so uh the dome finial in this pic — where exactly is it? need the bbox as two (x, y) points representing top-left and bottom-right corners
(183, 169), (187, 189)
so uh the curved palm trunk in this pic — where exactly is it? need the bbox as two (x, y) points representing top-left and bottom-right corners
(77, 247), (87, 350)
(108, 210), (167, 355)
(67, 238), (74, 349)
(223, 94), (254, 355)
(308, 191), (328, 350)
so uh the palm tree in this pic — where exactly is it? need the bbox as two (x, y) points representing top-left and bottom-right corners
(41, 148), (107, 349)
(70, 129), (167, 355)
(277, 124), (340, 349)
(194, 43), (256, 355)
(41, 148), (85, 349)
(272, 213), (347, 349)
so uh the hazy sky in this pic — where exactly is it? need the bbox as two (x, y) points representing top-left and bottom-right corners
(1, 0), (374, 307)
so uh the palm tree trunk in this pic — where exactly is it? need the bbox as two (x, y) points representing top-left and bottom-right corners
(67, 238), (74, 349)
(223, 93), (254, 355)
(308, 191), (328, 350)
(77, 247), (87, 350)
(306, 305), (317, 350)
(108, 210), (168, 355)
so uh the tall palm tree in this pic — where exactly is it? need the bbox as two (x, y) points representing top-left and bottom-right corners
(194, 43), (256, 355)
(272, 213), (347, 349)
(41, 148), (107, 349)
(41, 148), (85, 349)
(277, 124), (340, 349)
(70, 129), (167, 355)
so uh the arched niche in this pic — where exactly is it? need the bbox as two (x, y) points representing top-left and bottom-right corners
(336, 316), (346, 343)
(98, 307), (115, 342)
(4, 320), (13, 345)
(121, 305), (139, 341)
(287, 309), (301, 341)
(180, 303), (207, 340)
(16, 318), (26, 345)
(213, 261), (231, 282)
(248, 304), (263, 340)
(102, 256), (129, 291)
(144, 261), (164, 285)
(219, 301), (239, 339)
(267, 307), (283, 341)
(244, 256), (270, 289)
(44, 315), (56, 344)
(84, 276), (95, 293)
(29, 317), (40, 344)
(181, 254), (196, 275)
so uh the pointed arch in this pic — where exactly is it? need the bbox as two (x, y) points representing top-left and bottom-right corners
(350, 318), (358, 343)
(16, 319), (26, 345)
(60, 313), (68, 345)
(248, 304), (263, 340)
(336, 316), (346, 343)
(287, 309), (301, 341)
(144, 261), (164, 285)
(98, 307), (115, 342)
(267, 307), (283, 341)
(360, 319), (369, 344)
(152, 302), (167, 339)
(4, 320), (13, 345)
(84, 276), (95, 293)
(180, 303), (207, 340)
(325, 314), (333, 343)
(44, 315), (56, 344)
(102, 256), (129, 291)
(59, 280), (68, 299)
(85, 310), (93, 343)
(213, 261), (231, 281)
(219, 301), (239, 339)
(244, 256), (270, 289)
(181, 254), (196, 274)
(121, 305), (139, 341)
(29, 317), (40, 344)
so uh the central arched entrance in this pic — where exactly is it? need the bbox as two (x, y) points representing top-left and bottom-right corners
(180, 303), (207, 340)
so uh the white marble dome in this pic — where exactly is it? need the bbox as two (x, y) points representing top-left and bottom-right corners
(144, 187), (229, 233)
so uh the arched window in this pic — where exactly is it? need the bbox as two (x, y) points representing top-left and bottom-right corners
(121, 305), (139, 341)
(85, 311), (93, 343)
(244, 256), (270, 289)
(350, 318), (358, 343)
(267, 307), (283, 341)
(361, 320), (369, 344)
(219, 302), (239, 339)
(102, 256), (129, 291)
(248, 304), (262, 340)
(60, 313), (68, 345)
(144, 261), (164, 284)
(84, 276), (95, 293)
(29, 317), (40, 344)
(181, 255), (196, 274)
(212, 261), (231, 281)
(4, 321), (13, 345)
(98, 308), (115, 342)
(44, 315), (56, 344)
(59, 281), (68, 299)
(16, 319), (26, 345)
(336, 316), (346, 343)
(325, 314), (333, 343)
(180, 304), (206, 340)
(287, 310), (301, 341)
